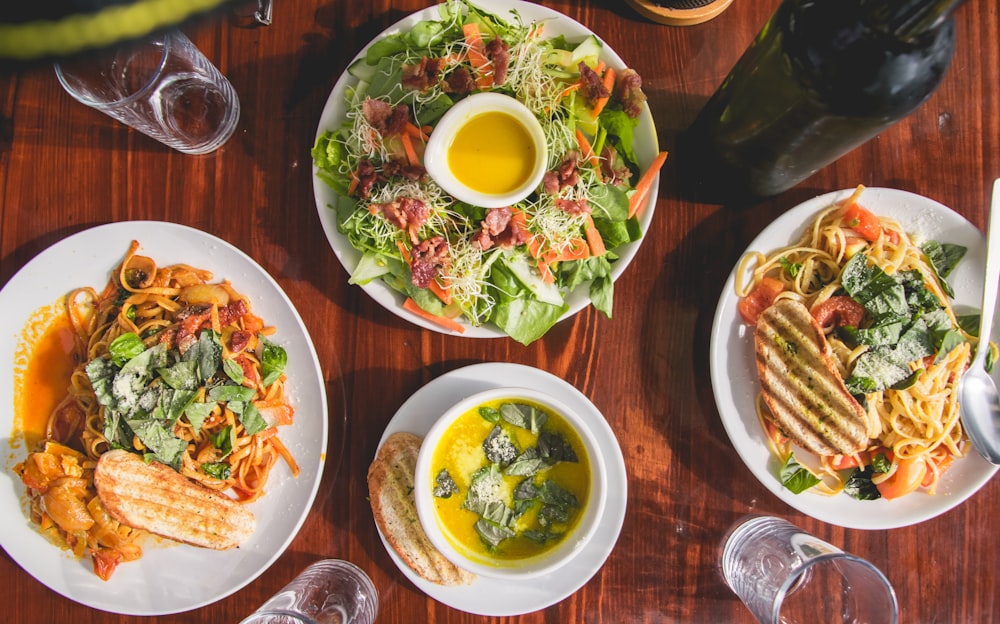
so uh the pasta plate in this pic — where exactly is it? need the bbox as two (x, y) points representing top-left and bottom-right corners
(0, 222), (330, 615)
(710, 188), (999, 529)
(312, 0), (660, 338)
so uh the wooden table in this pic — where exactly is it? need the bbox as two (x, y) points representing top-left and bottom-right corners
(2, 1), (998, 622)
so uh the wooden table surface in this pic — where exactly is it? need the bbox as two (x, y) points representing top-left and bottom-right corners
(2, 1), (998, 622)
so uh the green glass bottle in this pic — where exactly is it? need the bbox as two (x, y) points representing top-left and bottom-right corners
(678, 0), (966, 202)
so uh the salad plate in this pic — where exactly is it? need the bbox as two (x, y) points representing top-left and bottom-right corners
(374, 362), (627, 616)
(0, 222), (332, 615)
(312, 0), (661, 343)
(710, 188), (999, 530)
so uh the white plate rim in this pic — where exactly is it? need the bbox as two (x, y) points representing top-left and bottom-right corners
(709, 187), (999, 530)
(0, 222), (329, 615)
(373, 362), (627, 616)
(311, 0), (661, 338)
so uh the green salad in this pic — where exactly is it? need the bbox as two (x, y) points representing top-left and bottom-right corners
(312, 0), (663, 345)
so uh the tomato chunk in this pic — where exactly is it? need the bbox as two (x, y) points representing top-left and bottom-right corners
(876, 456), (927, 500)
(811, 296), (865, 329)
(738, 277), (784, 325)
(842, 202), (883, 242)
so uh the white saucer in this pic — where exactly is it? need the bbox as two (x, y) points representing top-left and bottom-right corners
(374, 362), (627, 616)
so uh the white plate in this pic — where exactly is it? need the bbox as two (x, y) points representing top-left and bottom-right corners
(0, 222), (329, 615)
(710, 188), (1000, 530)
(312, 0), (661, 337)
(374, 362), (627, 616)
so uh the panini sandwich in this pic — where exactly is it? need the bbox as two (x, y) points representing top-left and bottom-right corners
(754, 299), (869, 456)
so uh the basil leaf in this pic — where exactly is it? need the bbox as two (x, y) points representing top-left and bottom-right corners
(478, 406), (501, 423)
(109, 332), (145, 367)
(183, 330), (222, 382)
(872, 452), (891, 473)
(260, 336), (288, 387)
(209, 384), (256, 403)
(844, 466), (882, 500)
(483, 425), (518, 466)
(500, 402), (548, 434)
(223, 358), (245, 383)
(779, 454), (821, 494)
(433, 469), (459, 498)
(239, 402), (268, 436)
(211, 425), (235, 459)
(184, 401), (216, 434)
(202, 462), (231, 480)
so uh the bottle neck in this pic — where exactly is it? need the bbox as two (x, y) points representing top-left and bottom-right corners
(861, 0), (966, 40)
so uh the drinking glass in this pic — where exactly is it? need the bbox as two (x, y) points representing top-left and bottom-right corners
(239, 559), (378, 624)
(54, 31), (240, 155)
(721, 516), (898, 624)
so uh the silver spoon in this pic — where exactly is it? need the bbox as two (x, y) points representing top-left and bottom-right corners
(958, 177), (1000, 464)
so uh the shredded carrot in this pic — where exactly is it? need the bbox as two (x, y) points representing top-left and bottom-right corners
(395, 239), (412, 264)
(403, 121), (429, 142)
(554, 237), (590, 262)
(594, 60), (606, 75)
(429, 276), (452, 305)
(537, 259), (555, 284)
(462, 23), (493, 89)
(574, 129), (601, 171)
(628, 150), (668, 218)
(528, 22), (545, 38)
(591, 67), (616, 117)
(400, 132), (420, 167)
(403, 297), (466, 333)
(584, 215), (606, 256)
(348, 171), (360, 197)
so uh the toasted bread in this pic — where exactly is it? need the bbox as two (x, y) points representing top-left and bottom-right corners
(94, 449), (255, 549)
(367, 432), (475, 586)
(755, 299), (868, 455)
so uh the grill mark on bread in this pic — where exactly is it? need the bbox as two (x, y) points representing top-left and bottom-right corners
(755, 299), (868, 455)
(95, 449), (255, 550)
(368, 432), (475, 586)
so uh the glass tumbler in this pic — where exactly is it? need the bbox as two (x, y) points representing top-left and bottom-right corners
(721, 515), (898, 624)
(239, 559), (379, 624)
(55, 31), (240, 155)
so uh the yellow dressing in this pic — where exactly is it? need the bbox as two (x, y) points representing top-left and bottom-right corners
(447, 111), (536, 195)
(429, 398), (590, 564)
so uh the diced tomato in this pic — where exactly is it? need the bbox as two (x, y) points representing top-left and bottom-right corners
(738, 277), (785, 325)
(811, 296), (866, 329)
(842, 202), (884, 242)
(876, 456), (927, 500)
(829, 451), (870, 470)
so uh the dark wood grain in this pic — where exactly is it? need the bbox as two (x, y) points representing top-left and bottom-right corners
(2, 1), (998, 622)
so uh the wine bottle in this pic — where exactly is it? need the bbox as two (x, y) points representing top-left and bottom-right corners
(677, 0), (966, 203)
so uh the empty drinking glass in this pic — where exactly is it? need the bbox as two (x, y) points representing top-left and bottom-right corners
(721, 515), (898, 624)
(55, 31), (240, 155)
(239, 559), (378, 624)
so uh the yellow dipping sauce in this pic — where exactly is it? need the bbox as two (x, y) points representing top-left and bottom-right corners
(429, 397), (590, 564)
(447, 111), (537, 196)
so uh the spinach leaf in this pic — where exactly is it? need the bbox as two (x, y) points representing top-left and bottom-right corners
(483, 425), (518, 466)
(433, 469), (459, 498)
(844, 466), (882, 500)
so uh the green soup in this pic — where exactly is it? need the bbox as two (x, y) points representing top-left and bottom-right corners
(429, 397), (590, 564)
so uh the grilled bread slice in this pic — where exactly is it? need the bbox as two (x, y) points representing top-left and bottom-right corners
(94, 449), (255, 549)
(755, 299), (868, 455)
(367, 432), (475, 586)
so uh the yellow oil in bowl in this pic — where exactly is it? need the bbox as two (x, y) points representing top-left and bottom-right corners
(447, 111), (537, 196)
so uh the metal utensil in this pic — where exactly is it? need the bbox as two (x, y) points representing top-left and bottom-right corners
(958, 178), (1000, 464)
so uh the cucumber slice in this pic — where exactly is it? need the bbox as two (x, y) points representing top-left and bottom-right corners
(570, 35), (603, 69)
(501, 252), (564, 306)
(347, 57), (377, 82)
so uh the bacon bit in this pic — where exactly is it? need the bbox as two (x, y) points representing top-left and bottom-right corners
(401, 56), (443, 91)
(235, 353), (261, 388)
(410, 236), (449, 288)
(556, 197), (589, 215)
(373, 196), (430, 243)
(616, 68), (647, 119)
(382, 157), (426, 181)
(472, 206), (531, 250)
(229, 329), (253, 354)
(578, 62), (609, 105)
(485, 37), (510, 85)
(600, 145), (632, 186)
(543, 151), (581, 194)
(443, 66), (477, 94)
(217, 298), (249, 326)
(361, 98), (409, 136)
(354, 158), (380, 199)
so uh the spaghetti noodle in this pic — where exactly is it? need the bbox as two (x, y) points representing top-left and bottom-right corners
(737, 186), (982, 500)
(15, 241), (298, 579)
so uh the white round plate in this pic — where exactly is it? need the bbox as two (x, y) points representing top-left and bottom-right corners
(710, 187), (1000, 530)
(312, 0), (661, 337)
(374, 362), (627, 616)
(0, 222), (329, 615)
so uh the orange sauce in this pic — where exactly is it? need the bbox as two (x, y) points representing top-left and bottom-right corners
(14, 304), (78, 449)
